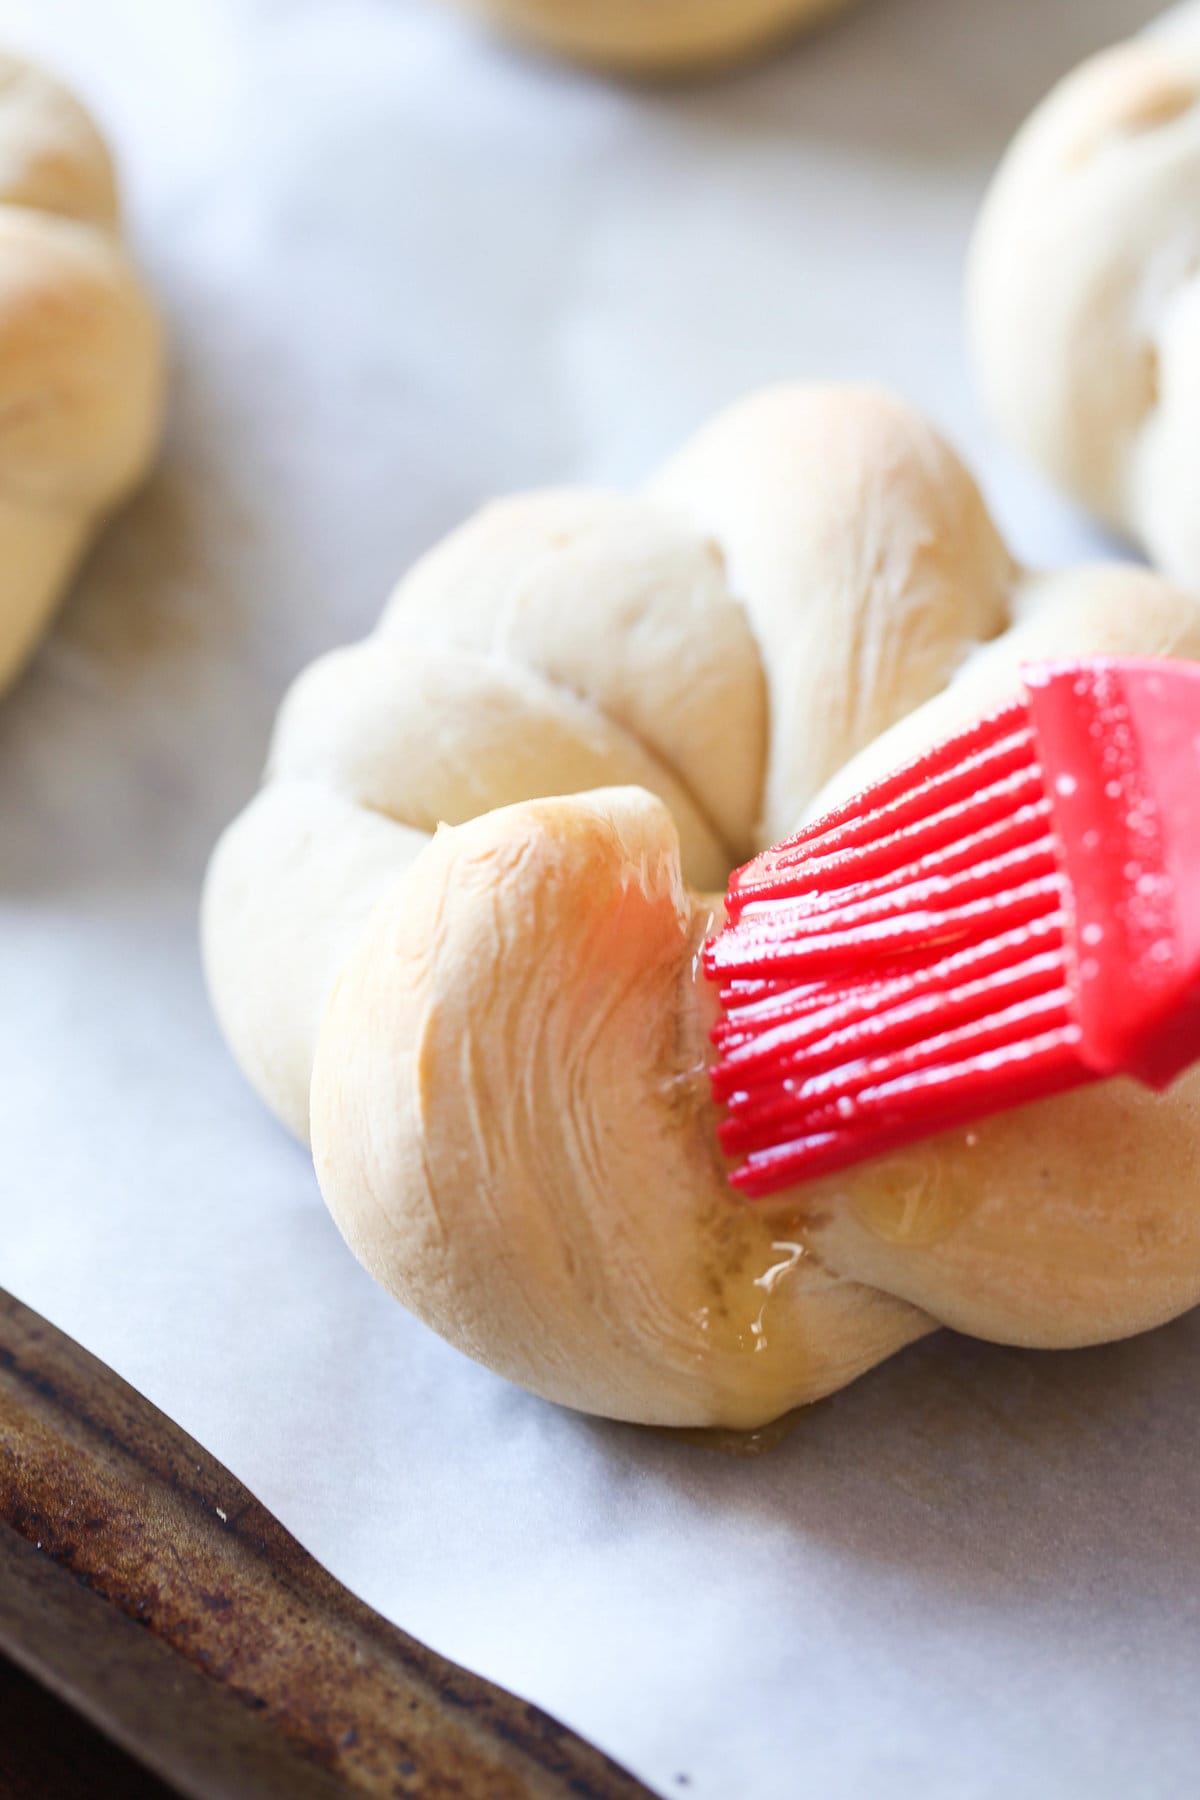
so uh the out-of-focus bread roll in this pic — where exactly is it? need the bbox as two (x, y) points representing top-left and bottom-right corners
(452, 0), (853, 75)
(0, 54), (164, 696)
(969, 4), (1200, 591)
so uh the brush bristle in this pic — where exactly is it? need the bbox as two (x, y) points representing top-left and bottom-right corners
(707, 700), (1087, 1196)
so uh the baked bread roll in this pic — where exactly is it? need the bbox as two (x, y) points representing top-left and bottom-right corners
(0, 54), (164, 695)
(451, 0), (852, 75)
(203, 386), (1200, 1430)
(969, 4), (1200, 590)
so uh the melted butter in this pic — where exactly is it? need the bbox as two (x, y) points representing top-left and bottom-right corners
(647, 1405), (809, 1458)
(682, 895), (983, 1348)
(694, 1210), (817, 1361)
(673, 905), (830, 1361)
(839, 1136), (982, 1248)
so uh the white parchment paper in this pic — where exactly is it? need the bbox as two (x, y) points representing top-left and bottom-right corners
(3, 2), (1198, 1795)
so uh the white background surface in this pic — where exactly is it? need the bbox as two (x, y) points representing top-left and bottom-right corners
(2, 1), (1198, 1795)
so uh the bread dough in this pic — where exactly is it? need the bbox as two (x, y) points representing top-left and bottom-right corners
(969, 3), (1200, 591)
(451, 0), (853, 76)
(0, 54), (164, 696)
(203, 385), (1200, 1429)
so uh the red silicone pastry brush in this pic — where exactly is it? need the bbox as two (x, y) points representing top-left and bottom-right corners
(706, 657), (1200, 1198)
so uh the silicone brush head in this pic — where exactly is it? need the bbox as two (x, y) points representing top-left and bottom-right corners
(706, 658), (1200, 1198)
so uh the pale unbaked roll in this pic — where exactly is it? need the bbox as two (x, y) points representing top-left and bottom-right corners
(969, 4), (1200, 590)
(204, 385), (1200, 1429)
(0, 54), (164, 695)
(451, 0), (854, 75)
